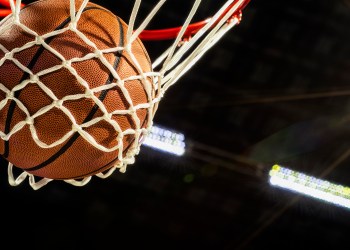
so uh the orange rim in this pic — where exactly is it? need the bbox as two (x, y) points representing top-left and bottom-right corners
(0, 0), (250, 40)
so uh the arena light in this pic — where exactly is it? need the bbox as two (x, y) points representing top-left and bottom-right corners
(269, 165), (350, 209)
(142, 125), (186, 156)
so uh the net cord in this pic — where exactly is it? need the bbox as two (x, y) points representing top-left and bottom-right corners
(1, 0), (246, 189)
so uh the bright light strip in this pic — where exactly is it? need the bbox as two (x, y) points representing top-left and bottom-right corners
(269, 165), (350, 209)
(142, 125), (186, 156)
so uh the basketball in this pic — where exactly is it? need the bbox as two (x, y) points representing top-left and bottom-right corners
(0, 0), (154, 180)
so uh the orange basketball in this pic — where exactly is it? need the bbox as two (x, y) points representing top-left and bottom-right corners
(0, 0), (154, 180)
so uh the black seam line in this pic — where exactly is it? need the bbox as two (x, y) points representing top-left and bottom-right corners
(57, 154), (119, 180)
(26, 16), (124, 172)
(3, 7), (120, 158)
(3, 6), (103, 158)
(60, 122), (140, 179)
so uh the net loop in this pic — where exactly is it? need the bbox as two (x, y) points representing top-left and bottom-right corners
(0, 0), (250, 189)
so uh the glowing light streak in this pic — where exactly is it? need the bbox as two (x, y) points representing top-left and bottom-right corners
(143, 125), (185, 156)
(269, 165), (350, 209)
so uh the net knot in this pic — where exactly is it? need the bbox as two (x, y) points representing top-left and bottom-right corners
(6, 91), (14, 99)
(124, 44), (132, 54)
(53, 99), (63, 108)
(35, 36), (44, 45)
(84, 88), (94, 98)
(62, 60), (72, 68)
(13, 18), (20, 26)
(103, 113), (112, 120)
(30, 74), (39, 83)
(94, 49), (103, 58)
(68, 22), (78, 31)
(129, 107), (136, 114)
(72, 123), (81, 132)
(4, 52), (13, 60)
(25, 117), (34, 125)
(117, 133), (123, 140)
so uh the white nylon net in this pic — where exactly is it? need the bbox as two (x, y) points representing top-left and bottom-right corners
(0, 0), (245, 190)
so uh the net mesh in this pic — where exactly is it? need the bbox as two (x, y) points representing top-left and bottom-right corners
(0, 0), (246, 189)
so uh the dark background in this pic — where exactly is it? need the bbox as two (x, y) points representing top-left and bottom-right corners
(1, 0), (350, 249)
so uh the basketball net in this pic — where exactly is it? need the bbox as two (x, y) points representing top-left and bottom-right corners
(0, 0), (250, 190)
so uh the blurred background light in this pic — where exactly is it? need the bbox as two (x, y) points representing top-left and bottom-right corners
(142, 124), (186, 156)
(269, 165), (350, 209)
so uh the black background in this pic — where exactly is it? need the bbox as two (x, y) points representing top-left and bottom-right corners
(1, 0), (350, 249)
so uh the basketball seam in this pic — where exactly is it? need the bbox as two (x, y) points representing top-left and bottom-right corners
(1, 7), (123, 173)
(25, 11), (125, 173)
(3, 7), (80, 158)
